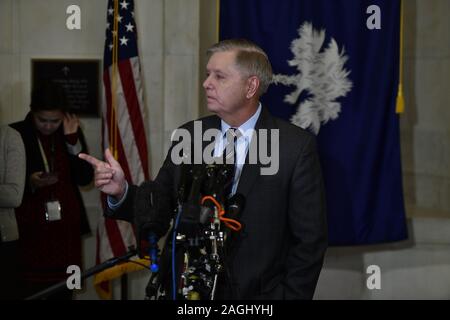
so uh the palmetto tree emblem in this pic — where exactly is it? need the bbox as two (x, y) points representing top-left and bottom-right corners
(272, 22), (353, 134)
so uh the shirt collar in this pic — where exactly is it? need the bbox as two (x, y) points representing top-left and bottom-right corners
(220, 103), (262, 138)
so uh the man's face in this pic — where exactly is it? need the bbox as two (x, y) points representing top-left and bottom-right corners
(203, 50), (249, 118)
(33, 110), (64, 135)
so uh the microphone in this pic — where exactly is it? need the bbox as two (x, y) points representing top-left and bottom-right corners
(225, 193), (245, 221)
(178, 165), (205, 237)
(177, 163), (193, 204)
(223, 193), (246, 247)
(202, 163), (234, 209)
(134, 181), (171, 262)
(187, 165), (205, 204)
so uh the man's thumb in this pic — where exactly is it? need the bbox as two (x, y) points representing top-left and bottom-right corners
(105, 148), (120, 168)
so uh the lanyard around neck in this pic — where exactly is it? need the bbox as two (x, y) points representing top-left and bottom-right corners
(37, 137), (55, 173)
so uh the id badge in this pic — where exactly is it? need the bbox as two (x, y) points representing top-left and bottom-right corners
(45, 200), (62, 221)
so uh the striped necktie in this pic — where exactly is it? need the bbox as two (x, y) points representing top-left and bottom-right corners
(223, 127), (241, 166)
(222, 128), (242, 196)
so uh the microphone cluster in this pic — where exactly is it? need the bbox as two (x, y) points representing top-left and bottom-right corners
(134, 162), (246, 300)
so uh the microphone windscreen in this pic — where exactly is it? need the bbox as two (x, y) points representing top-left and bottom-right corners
(226, 193), (245, 220)
(134, 180), (171, 239)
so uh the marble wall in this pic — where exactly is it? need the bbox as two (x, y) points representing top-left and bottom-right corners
(401, 0), (450, 218)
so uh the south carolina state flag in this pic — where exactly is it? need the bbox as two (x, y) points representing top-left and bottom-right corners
(220, 0), (408, 245)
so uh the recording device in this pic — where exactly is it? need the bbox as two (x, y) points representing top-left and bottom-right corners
(173, 162), (245, 300)
(176, 162), (234, 237)
(136, 162), (245, 300)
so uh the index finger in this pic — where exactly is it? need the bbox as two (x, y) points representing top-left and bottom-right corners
(79, 153), (105, 168)
(64, 112), (71, 121)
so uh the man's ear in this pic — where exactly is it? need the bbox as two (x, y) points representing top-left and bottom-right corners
(246, 76), (260, 99)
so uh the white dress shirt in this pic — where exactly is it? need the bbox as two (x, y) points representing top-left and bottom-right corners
(213, 103), (262, 196)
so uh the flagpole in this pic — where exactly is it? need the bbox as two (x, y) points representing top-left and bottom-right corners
(216, 0), (220, 42)
(111, 0), (119, 158)
(396, 0), (405, 114)
(112, 0), (129, 300)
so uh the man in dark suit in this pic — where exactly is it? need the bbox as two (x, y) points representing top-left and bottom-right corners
(80, 39), (327, 300)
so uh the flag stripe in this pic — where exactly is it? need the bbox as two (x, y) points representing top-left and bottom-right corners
(112, 67), (143, 183)
(105, 70), (136, 256)
(103, 70), (133, 182)
(96, 0), (150, 298)
(98, 221), (113, 261)
(99, 66), (138, 259)
(104, 217), (127, 257)
(105, 63), (146, 185)
(118, 58), (149, 180)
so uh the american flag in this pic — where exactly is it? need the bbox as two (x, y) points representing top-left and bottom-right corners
(95, 0), (149, 299)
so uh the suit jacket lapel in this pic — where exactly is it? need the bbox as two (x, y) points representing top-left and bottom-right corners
(236, 107), (275, 199)
(200, 115), (221, 161)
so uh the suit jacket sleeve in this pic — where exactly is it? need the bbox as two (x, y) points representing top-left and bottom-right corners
(104, 146), (176, 224)
(104, 184), (137, 222)
(284, 134), (328, 299)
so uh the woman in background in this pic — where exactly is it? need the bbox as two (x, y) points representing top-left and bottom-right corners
(10, 80), (93, 300)
(0, 125), (26, 300)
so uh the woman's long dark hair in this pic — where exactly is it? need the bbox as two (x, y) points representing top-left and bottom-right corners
(30, 79), (69, 112)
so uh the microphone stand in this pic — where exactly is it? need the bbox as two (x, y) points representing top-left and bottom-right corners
(26, 249), (140, 300)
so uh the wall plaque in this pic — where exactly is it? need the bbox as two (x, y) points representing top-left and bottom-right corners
(32, 59), (100, 117)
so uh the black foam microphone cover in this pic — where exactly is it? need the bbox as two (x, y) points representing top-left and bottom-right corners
(134, 180), (171, 240)
(226, 193), (245, 221)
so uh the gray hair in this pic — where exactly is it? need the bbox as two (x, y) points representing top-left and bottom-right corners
(207, 39), (273, 96)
